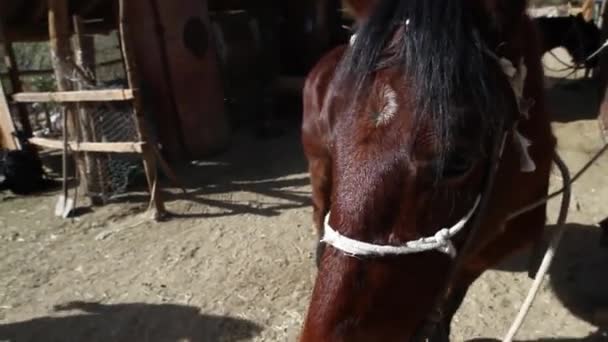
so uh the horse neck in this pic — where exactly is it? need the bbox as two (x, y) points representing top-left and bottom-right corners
(300, 253), (450, 341)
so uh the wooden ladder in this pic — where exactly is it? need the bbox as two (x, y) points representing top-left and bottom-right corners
(1, 0), (182, 220)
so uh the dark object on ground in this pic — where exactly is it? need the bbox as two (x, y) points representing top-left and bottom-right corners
(600, 217), (608, 248)
(0, 144), (55, 195)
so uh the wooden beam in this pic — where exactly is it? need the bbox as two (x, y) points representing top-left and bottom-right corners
(0, 59), (123, 78)
(0, 17), (33, 137)
(49, 0), (91, 206)
(119, 0), (166, 218)
(0, 74), (18, 150)
(74, 14), (106, 204)
(29, 137), (145, 153)
(147, 0), (188, 156)
(12, 89), (134, 103)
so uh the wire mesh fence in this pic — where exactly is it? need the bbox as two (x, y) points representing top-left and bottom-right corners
(85, 94), (143, 200)
(5, 31), (148, 202)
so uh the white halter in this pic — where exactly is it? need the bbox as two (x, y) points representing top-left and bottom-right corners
(322, 196), (480, 258)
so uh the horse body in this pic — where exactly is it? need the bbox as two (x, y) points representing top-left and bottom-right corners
(301, 0), (556, 340)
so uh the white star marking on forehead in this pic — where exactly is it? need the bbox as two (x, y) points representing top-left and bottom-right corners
(375, 85), (398, 127)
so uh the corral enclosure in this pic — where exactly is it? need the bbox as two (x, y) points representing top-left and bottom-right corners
(1, 0), (353, 209)
(1, 64), (608, 340)
(1, 0), (608, 341)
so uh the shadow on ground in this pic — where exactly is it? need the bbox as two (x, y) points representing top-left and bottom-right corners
(0, 301), (262, 342)
(108, 124), (312, 219)
(486, 223), (608, 340)
(545, 77), (601, 123)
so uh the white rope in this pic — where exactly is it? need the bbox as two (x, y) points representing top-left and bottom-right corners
(586, 38), (608, 62)
(321, 196), (481, 258)
(502, 153), (572, 342)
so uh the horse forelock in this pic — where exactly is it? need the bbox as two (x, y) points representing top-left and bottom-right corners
(335, 0), (517, 169)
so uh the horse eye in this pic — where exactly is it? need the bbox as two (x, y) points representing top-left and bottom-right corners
(441, 153), (474, 179)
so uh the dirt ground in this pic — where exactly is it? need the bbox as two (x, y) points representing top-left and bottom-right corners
(1, 48), (608, 342)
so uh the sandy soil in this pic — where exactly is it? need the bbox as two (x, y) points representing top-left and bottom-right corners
(1, 48), (608, 342)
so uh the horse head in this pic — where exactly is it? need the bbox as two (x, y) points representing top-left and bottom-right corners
(301, 0), (555, 340)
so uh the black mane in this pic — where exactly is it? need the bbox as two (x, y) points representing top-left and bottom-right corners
(335, 0), (513, 162)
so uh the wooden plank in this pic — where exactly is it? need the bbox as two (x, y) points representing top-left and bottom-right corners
(29, 137), (145, 153)
(49, 0), (90, 207)
(0, 75), (18, 150)
(0, 16), (33, 137)
(12, 89), (134, 103)
(74, 14), (105, 204)
(0, 59), (123, 78)
(120, 0), (166, 218)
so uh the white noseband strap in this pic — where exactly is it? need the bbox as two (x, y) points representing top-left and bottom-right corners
(321, 196), (481, 258)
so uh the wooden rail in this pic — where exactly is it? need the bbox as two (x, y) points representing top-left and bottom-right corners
(0, 59), (123, 78)
(0, 77), (18, 149)
(29, 137), (144, 153)
(12, 89), (134, 103)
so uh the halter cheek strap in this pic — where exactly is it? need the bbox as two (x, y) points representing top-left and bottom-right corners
(321, 196), (481, 258)
(496, 56), (537, 173)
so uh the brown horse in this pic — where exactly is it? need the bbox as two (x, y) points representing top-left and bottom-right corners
(301, 0), (556, 340)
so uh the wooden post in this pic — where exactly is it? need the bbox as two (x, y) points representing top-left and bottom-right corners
(118, 0), (166, 219)
(73, 17), (96, 81)
(73, 15), (106, 204)
(48, 0), (89, 205)
(147, 0), (189, 157)
(0, 76), (18, 150)
(0, 19), (33, 138)
(598, 2), (608, 141)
